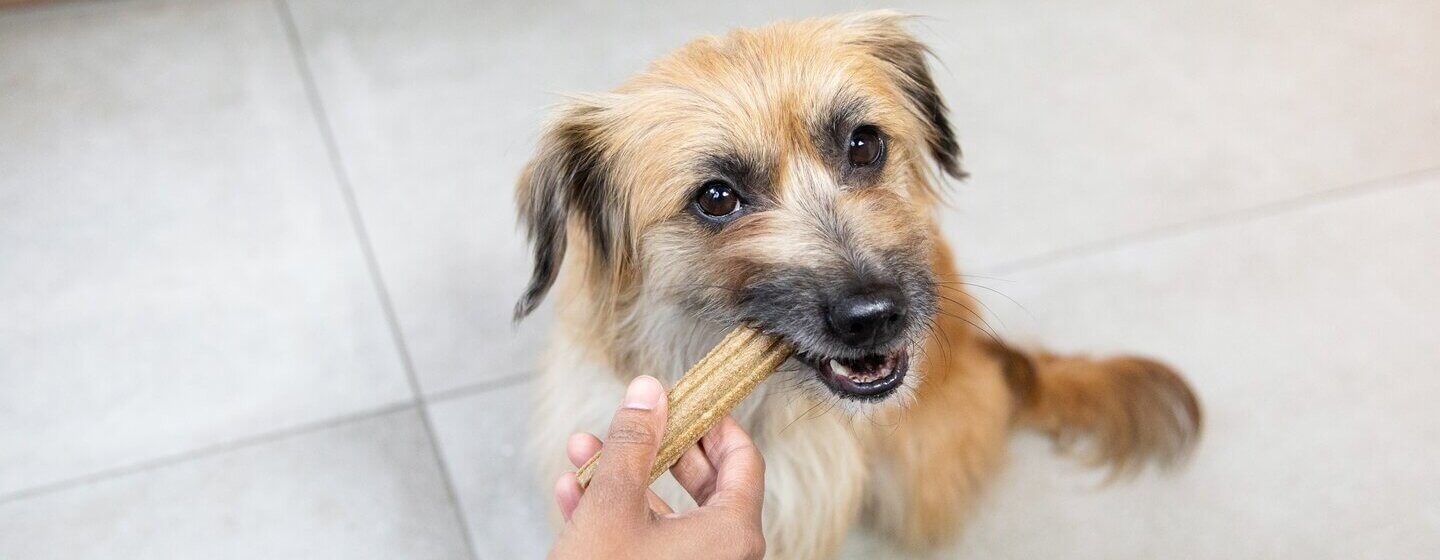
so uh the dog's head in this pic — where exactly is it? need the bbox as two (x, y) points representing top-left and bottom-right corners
(515, 12), (961, 404)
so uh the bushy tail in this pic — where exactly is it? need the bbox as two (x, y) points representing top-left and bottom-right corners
(988, 342), (1203, 475)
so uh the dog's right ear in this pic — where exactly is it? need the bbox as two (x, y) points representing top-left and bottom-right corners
(513, 101), (611, 321)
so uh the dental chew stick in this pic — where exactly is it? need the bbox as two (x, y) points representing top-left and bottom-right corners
(574, 324), (794, 488)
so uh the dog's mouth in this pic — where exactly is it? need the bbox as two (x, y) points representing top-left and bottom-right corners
(797, 348), (909, 401)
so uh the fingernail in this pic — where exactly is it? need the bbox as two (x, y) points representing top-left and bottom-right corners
(623, 375), (663, 410)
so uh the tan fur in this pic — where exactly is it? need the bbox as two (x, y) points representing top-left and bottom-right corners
(521, 11), (1202, 559)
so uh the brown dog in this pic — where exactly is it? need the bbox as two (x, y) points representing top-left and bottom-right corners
(516, 11), (1201, 558)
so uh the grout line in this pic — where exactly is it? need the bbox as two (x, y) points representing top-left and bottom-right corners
(981, 166), (1440, 276)
(0, 0), (145, 19)
(271, 2), (479, 558)
(0, 401), (416, 505)
(424, 371), (534, 405)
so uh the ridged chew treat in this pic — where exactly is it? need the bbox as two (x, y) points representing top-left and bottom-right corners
(575, 324), (793, 488)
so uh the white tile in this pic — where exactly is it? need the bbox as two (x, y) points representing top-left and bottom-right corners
(893, 0), (1440, 268)
(924, 171), (1440, 559)
(0, 408), (471, 560)
(0, 0), (410, 495)
(427, 381), (551, 560)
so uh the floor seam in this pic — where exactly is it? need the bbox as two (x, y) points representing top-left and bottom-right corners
(424, 371), (533, 405)
(982, 166), (1440, 276)
(0, 0), (147, 19)
(272, 1), (480, 558)
(0, 401), (416, 505)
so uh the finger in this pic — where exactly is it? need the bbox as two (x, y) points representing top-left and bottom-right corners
(670, 430), (718, 503)
(579, 436), (677, 516)
(567, 432), (602, 468)
(645, 489), (674, 516)
(553, 472), (582, 522)
(580, 375), (669, 517)
(698, 416), (765, 519)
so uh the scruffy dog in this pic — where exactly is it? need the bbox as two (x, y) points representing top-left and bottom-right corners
(516, 11), (1201, 558)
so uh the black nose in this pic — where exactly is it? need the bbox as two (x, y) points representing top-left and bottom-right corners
(826, 288), (906, 348)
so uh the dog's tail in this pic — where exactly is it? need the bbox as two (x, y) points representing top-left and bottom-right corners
(986, 341), (1203, 475)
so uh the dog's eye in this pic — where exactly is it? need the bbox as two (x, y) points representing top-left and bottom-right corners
(695, 181), (742, 217)
(848, 125), (884, 167)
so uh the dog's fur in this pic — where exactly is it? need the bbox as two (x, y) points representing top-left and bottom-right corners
(516, 12), (1201, 558)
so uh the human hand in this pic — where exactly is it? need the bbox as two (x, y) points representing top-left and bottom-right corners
(547, 375), (767, 560)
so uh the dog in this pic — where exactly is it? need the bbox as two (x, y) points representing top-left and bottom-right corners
(515, 11), (1201, 558)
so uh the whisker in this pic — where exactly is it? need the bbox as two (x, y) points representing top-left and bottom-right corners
(917, 316), (952, 363)
(934, 292), (1004, 341)
(933, 272), (1016, 283)
(781, 399), (826, 434)
(954, 290), (1008, 334)
(935, 309), (1004, 346)
(936, 281), (1036, 322)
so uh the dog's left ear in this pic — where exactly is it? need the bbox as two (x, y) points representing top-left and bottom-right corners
(843, 11), (965, 179)
(513, 100), (615, 321)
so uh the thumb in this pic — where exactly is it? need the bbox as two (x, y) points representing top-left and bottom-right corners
(580, 376), (669, 519)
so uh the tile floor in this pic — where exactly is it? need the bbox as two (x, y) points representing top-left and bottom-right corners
(1, 0), (1436, 558)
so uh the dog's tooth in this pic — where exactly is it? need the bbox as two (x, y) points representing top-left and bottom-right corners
(829, 359), (851, 377)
